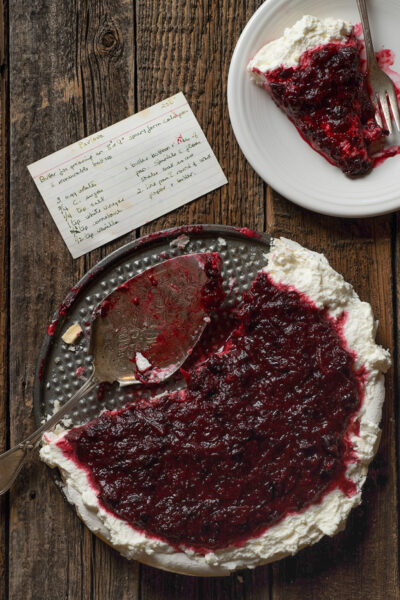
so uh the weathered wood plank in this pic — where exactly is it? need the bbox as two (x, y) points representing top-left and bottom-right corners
(140, 568), (203, 600)
(8, 0), (91, 595)
(136, 0), (265, 237)
(0, 0), (8, 597)
(266, 192), (399, 600)
(7, 0), (138, 598)
(140, 565), (270, 600)
(201, 567), (270, 600)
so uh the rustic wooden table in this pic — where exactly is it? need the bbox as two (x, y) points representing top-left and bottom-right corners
(1, 1), (399, 599)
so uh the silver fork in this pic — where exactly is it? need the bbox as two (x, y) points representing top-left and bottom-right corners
(356, 0), (400, 134)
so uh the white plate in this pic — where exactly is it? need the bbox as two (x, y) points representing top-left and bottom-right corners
(228, 0), (400, 217)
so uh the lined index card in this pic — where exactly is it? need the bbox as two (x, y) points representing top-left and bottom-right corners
(28, 92), (227, 258)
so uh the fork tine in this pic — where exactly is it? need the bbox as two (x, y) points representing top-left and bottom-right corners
(374, 101), (383, 129)
(387, 87), (400, 133)
(378, 92), (393, 135)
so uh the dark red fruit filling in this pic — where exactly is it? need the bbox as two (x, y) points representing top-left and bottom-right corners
(58, 273), (363, 552)
(264, 38), (385, 176)
(199, 254), (226, 311)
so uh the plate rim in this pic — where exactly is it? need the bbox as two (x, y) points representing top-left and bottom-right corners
(227, 0), (400, 218)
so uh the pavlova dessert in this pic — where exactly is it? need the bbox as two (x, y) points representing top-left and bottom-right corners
(41, 238), (390, 575)
(247, 16), (387, 176)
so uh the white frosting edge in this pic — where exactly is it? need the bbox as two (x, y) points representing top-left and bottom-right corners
(40, 237), (390, 575)
(247, 15), (353, 83)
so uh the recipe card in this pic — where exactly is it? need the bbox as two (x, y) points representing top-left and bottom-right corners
(28, 92), (227, 258)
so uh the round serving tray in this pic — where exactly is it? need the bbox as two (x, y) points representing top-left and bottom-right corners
(34, 224), (271, 430)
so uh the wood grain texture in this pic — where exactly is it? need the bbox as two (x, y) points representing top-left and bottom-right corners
(8, 0), (138, 598)
(136, 0), (265, 237)
(3, 0), (400, 598)
(0, 1), (8, 598)
(9, 0), (90, 596)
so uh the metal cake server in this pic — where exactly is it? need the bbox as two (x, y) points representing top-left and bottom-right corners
(0, 253), (214, 495)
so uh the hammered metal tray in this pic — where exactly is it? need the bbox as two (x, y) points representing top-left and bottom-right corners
(34, 225), (271, 431)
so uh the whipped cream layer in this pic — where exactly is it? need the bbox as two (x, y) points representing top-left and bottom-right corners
(41, 238), (390, 576)
(247, 15), (353, 83)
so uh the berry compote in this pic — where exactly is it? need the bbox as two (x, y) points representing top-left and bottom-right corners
(58, 272), (364, 553)
(263, 36), (386, 176)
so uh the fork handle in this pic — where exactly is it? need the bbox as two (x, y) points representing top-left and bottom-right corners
(356, 0), (379, 68)
(0, 373), (98, 495)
